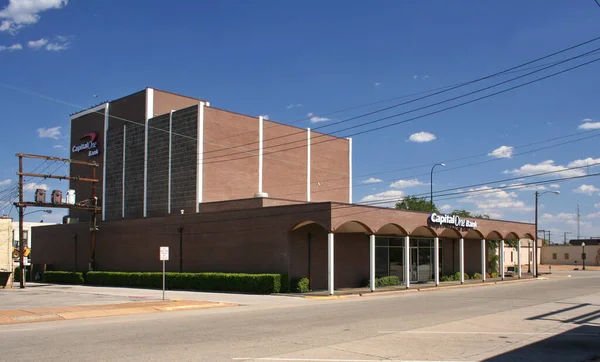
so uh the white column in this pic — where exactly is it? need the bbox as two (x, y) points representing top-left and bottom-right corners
(167, 110), (174, 214)
(196, 102), (205, 212)
(517, 239), (522, 279)
(500, 240), (505, 280)
(532, 239), (537, 276)
(143, 88), (154, 218)
(433, 237), (439, 286)
(481, 239), (486, 282)
(404, 235), (410, 289)
(307, 128), (311, 202)
(459, 238), (465, 284)
(347, 137), (352, 203)
(101, 102), (109, 221)
(122, 125), (127, 218)
(369, 234), (375, 292)
(258, 115), (264, 194)
(327, 233), (334, 295)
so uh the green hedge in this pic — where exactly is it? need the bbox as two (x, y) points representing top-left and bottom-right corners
(44, 271), (84, 284)
(12, 267), (29, 282)
(291, 277), (310, 293)
(365, 276), (400, 288)
(84, 271), (284, 294)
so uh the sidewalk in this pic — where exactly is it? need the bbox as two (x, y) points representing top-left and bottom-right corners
(0, 299), (235, 325)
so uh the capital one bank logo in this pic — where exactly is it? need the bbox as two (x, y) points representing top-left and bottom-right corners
(72, 132), (100, 157)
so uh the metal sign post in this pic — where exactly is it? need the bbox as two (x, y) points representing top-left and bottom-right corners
(160, 246), (169, 301)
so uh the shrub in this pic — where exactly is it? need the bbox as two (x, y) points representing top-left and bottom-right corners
(375, 276), (400, 287)
(441, 275), (455, 282)
(490, 272), (499, 278)
(43, 271), (84, 284)
(291, 277), (310, 293)
(464, 273), (470, 280)
(454, 272), (462, 280)
(12, 267), (30, 282)
(472, 273), (483, 280)
(85, 271), (284, 294)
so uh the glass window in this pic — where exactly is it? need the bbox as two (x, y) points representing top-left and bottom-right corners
(375, 237), (389, 247)
(389, 237), (404, 247)
(389, 248), (403, 279)
(419, 239), (432, 247)
(375, 247), (389, 278)
(552, 253), (557, 260)
(564, 253), (569, 260)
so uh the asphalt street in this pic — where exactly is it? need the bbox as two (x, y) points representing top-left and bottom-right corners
(1, 271), (599, 362)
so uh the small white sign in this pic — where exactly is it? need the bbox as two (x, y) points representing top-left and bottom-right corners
(160, 246), (169, 261)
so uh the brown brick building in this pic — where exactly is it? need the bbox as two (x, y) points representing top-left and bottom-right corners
(33, 88), (535, 294)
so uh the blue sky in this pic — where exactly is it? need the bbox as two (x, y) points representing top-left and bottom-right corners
(1, 0), (599, 242)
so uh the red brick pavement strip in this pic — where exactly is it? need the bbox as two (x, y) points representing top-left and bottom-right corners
(0, 300), (236, 325)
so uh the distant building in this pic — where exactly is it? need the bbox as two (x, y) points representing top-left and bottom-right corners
(0, 217), (13, 287)
(569, 239), (600, 246)
(11, 221), (56, 266)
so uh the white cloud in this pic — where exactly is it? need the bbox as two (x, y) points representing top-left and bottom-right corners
(23, 182), (47, 192)
(567, 219), (592, 228)
(458, 185), (531, 216)
(408, 131), (436, 143)
(27, 37), (47, 49)
(508, 183), (547, 192)
(567, 157), (600, 168)
(286, 104), (303, 109)
(0, 179), (11, 186)
(0, 0), (68, 33)
(595, 203), (600, 208)
(573, 184), (600, 195)
(259, 114), (270, 120)
(390, 179), (423, 189)
(374, 82), (382, 87)
(550, 184), (560, 189)
(361, 177), (382, 184)
(503, 159), (592, 178)
(540, 212), (576, 221)
(307, 112), (330, 123)
(578, 118), (600, 130)
(586, 212), (600, 219)
(46, 42), (68, 51)
(53, 144), (64, 149)
(488, 145), (514, 159)
(359, 190), (404, 206)
(37, 126), (61, 139)
(439, 204), (452, 212)
(0, 43), (22, 51)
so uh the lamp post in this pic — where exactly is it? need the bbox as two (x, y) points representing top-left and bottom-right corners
(534, 191), (560, 277)
(430, 163), (445, 208)
(582, 242), (586, 270)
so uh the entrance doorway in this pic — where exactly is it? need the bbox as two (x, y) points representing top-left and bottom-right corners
(376, 237), (443, 283)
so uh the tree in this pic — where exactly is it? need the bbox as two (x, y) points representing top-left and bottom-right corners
(450, 209), (490, 219)
(395, 195), (439, 213)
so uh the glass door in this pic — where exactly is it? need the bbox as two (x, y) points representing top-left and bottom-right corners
(410, 247), (418, 282)
(418, 247), (432, 282)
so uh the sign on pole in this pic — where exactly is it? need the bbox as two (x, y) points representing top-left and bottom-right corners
(159, 246), (169, 301)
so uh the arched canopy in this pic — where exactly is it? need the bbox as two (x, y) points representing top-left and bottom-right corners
(486, 230), (503, 241)
(504, 232), (520, 241)
(438, 228), (462, 239)
(376, 223), (408, 236)
(334, 220), (373, 234)
(410, 226), (437, 238)
(290, 220), (328, 232)
(464, 229), (485, 240)
(522, 233), (535, 240)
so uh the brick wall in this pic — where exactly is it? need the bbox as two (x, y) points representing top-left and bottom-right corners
(124, 123), (145, 218)
(146, 114), (170, 217)
(104, 126), (124, 220)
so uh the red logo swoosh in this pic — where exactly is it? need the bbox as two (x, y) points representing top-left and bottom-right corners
(80, 132), (98, 142)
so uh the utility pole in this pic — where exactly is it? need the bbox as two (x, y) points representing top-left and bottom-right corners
(563, 232), (572, 245)
(577, 203), (581, 239)
(18, 155), (24, 288)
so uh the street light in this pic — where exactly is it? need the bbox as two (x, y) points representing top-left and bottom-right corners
(430, 163), (445, 208)
(534, 190), (560, 277)
(582, 242), (586, 270)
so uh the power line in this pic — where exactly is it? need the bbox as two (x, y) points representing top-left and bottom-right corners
(203, 54), (600, 165)
(201, 36), (600, 158)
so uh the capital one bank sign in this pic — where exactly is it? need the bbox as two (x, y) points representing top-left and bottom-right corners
(72, 132), (100, 157)
(429, 213), (477, 229)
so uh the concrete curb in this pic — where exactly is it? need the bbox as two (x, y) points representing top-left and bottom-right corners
(0, 301), (235, 325)
(301, 276), (543, 300)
